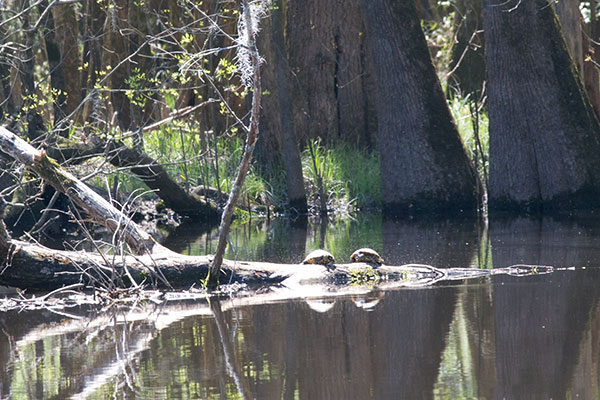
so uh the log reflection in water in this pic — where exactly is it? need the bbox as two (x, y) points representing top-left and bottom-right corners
(69, 313), (154, 399)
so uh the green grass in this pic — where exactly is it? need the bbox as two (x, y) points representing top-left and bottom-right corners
(89, 125), (383, 213)
(87, 121), (271, 207)
(81, 97), (495, 216)
(301, 139), (381, 211)
(334, 143), (380, 208)
(448, 94), (489, 188)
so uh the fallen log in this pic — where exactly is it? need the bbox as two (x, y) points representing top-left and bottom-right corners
(0, 233), (554, 290)
(0, 235), (446, 290)
(105, 139), (219, 220)
(0, 126), (555, 292)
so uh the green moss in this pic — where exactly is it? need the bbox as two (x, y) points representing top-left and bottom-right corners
(348, 267), (380, 286)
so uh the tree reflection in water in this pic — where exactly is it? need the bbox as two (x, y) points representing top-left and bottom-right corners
(2, 216), (600, 398)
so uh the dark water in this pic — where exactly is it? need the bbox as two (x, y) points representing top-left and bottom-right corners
(3, 215), (600, 399)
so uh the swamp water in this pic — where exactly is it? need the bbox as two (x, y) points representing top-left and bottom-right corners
(2, 215), (600, 399)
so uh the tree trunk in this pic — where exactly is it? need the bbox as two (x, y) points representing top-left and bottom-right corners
(0, 232), (470, 290)
(21, 9), (45, 139)
(40, 0), (68, 128)
(484, 0), (600, 212)
(105, 0), (133, 129)
(553, 0), (600, 119)
(51, 2), (82, 118)
(0, 229), (545, 291)
(361, 0), (480, 216)
(554, 0), (584, 75)
(0, 24), (17, 119)
(271, 0), (307, 213)
(286, 0), (377, 146)
(81, 0), (105, 124)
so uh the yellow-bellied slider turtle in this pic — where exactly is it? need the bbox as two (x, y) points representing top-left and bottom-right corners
(302, 249), (335, 265)
(350, 248), (384, 265)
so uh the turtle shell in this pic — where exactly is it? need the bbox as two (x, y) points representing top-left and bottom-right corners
(350, 248), (384, 264)
(302, 249), (335, 265)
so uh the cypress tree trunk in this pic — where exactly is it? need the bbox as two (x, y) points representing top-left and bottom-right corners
(271, 0), (307, 213)
(0, 24), (16, 119)
(554, 0), (584, 74)
(40, 0), (68, 128)
(553, 0), (600, 118)
(484, 0), (600, 213)
(81, 0), (105, 123)
(105, 0), (133, 129)
(22, 10), (45, 139)
(287, 0), (376, 146)
(51, 3), (82, 118)
(361, 0), (479, 216)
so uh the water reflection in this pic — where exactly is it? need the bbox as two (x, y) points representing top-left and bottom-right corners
(382, 217), (482, 268)
(3, 215), (600, 398)
(490, 217), (600, 400)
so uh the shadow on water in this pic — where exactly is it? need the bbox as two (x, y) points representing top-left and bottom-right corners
(3, 214), (600, 398)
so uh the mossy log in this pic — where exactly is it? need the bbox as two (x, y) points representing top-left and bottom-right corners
(0, 236), (553, 291)
(0, 236), (451, 290)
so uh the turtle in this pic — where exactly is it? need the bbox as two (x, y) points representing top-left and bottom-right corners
(302, 249), (335, 265)
(350, 248), (384, 265)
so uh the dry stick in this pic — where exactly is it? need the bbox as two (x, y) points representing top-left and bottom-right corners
(120, 99), (217, 139)
(471, 86), (489, 190)
(210, 0), (262, 283)
(444, 29), (483, 82)
(30, 190), (60, 234)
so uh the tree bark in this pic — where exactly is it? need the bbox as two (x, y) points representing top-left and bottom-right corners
(0, 24), (17, 119)
(484, 0), (600, 213)
(40, 0), (68, 127)
(51, 2), (82, 118)
(554, 0), (584, 75)
(21, 9), (45, 139)
(554, 0), (600, 118)
(287, 0), (377, 146)
(361, 0), (480, 216)
(271, 0), (307, 213)
(81, 0), (105, 124)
